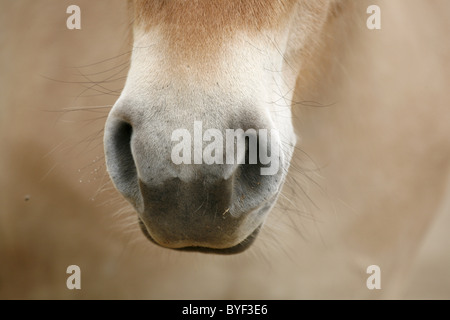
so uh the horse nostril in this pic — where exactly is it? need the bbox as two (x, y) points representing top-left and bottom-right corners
(111, 121), (133, 165)
(104, 119), (140, 203)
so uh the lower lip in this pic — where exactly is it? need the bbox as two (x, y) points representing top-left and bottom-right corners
(137, 219), (262, 255)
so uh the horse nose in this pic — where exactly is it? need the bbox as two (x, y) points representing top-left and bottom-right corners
(103, 100), (282, 251)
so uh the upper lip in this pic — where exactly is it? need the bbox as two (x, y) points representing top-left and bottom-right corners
(135, 187), (280, 254)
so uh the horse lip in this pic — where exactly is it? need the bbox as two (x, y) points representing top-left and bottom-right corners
(175, 225), (261, 254)
(137, 218), (262, 255)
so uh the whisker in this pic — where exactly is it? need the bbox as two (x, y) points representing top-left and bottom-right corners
(71, 51), (132, 68)
(39, 74), (128, 85)
(72, 61), (130, 77)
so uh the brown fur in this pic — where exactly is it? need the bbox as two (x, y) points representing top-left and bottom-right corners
(130, 0), (326, 69)
(133, 0), (297, 31)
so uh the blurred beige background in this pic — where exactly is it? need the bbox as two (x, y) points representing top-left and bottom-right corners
(1, 0), (449, 299)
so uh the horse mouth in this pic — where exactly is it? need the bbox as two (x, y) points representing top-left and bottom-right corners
(137, 219), (262, 255)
